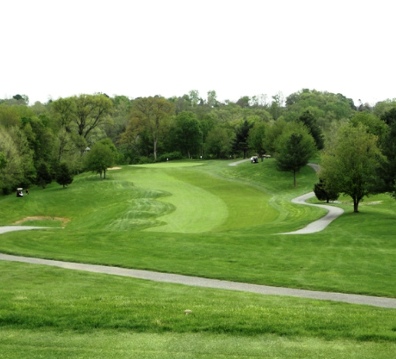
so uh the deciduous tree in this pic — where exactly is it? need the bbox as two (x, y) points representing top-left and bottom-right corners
(171, 111), (202, 158)
(248, 121), (267, 159)
(319, 122), (384, 212)
(127, 97), (174, 161)
(85, 139), (117, 179)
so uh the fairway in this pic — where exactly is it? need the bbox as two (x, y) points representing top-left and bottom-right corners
(129, 165), (228, 233)
(128, 162), (278, 233)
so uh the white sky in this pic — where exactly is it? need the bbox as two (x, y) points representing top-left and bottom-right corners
(2, 0), (395, 106)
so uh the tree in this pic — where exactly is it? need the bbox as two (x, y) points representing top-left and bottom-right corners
(36, 162), (52, 188)
(232, 119), (253, 158)
(297, 110), (324, 150)
(205, 126), (235, 158)
(85, 139), (117, 179)
(313, 178), (339, 203)
(188, 90), (200, 107)
(248, 121), (267, 159)
(0, 125), (35, 194)
(0, 152), (6, 170)
(74, 94), (113, 139)
(207, 90), (218, 107)
(275, 122), (316, 187)
(236, 96), (251, 108)
(379, 108), (396, 196)
(56, 162), (73, 188)
(127, 97), (174, 161)
(52, 94), (113, 142)
(269, 92), (285, 120)
(319, 122), (384, 212)
(263, 119), (287, 156)
(285, 89), (355, 120)
(171, 111), (202, 158)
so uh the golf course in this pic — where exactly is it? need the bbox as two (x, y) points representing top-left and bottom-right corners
(1, 159), (395, 358)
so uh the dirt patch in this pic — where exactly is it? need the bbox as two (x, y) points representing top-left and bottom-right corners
(13, 216), (70, 225)
(108, 167), (121, 170)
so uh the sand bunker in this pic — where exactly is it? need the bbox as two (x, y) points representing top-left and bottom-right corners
(13, 216), (70, 225)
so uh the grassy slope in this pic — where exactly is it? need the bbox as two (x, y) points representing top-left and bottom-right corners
(0, 159), (394, 296)
(1, 159), (396, 357)
(0, 261), (395, 358)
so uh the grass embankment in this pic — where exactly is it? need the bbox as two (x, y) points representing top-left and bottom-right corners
(1, 261), (395, 358)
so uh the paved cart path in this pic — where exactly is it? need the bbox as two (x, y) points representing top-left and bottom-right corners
(280, 191), (344, 234)
(0, 249), (395, 308)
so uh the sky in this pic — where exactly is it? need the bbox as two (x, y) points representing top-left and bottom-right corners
(2, 0), (396, 106)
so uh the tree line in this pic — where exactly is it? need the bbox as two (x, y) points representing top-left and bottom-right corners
(1, 89), (396, 212)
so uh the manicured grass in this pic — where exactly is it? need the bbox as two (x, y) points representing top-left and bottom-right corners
(0, 262), (395, 358)
(1, 159), (396, 357)
(0, 160), (395, 297)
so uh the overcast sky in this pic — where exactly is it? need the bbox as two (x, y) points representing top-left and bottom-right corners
(2, 0), (395, 106)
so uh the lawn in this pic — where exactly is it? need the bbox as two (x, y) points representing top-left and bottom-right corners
(0, 159), (395, 357)
(0, 261), (395, 358)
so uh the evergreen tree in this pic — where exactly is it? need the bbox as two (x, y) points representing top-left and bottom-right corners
(314, 179), (339, 203)
(56, 162), (73, 188)
(276, 123), (316, 187)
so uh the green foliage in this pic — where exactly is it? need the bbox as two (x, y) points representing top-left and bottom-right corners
(232, 119), (253, 158)
(125, 97), (175, 161)
(36, 162), (52, 188)
(313, 178), (339, 202)
(297, 110), (324, 149)
(51, 94), (113, 142)
(205, 126), (234, 158)
(170, 111), (202, 158)
(248, 121), (267, 156)
(0, 151), (5, 168)
(55, 162), (73, 188)
(320, 122), (385, 212)
(275, 122), (316, 186)
(263, 118), (287, 154)
(0, 126), (35, 194)
(350, 111), (387, 139)
(379, 108), (396, 195)
(85, 139), (117, 179)
(157, 151), (183, 162)
(285, 89), (355, 120)
(0, 105), (20, 127)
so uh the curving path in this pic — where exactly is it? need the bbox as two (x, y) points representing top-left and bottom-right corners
(280, 192), (344, 234)
(279, 163), (344, 234)
(0, 250), (395, 308)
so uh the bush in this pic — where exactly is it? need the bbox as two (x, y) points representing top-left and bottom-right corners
(158, 152), (183, 162)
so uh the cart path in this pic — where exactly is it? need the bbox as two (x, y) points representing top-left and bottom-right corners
(0, 251), (395, 308)
(280, 191), (344, 234)
(229, 161), (344, 234)
(280, 162), (344, 234)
